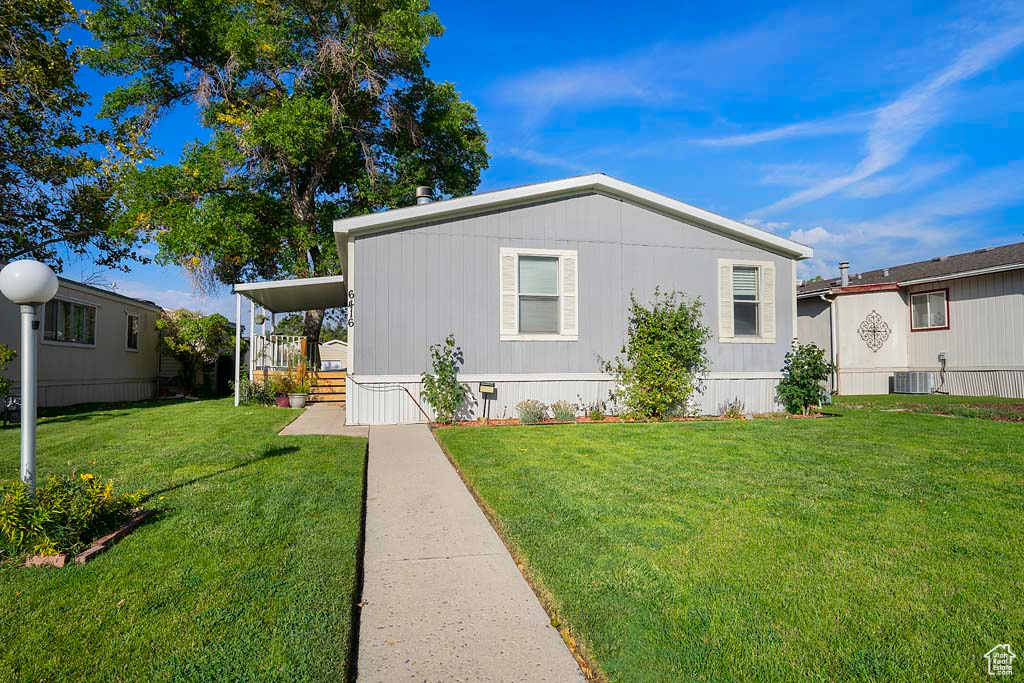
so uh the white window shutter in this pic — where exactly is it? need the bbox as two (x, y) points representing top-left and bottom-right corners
(561, 253), (578, 336)
(761, 263), (776, 340)
(718, 262), (734, 338)
(500, 252), (518, 336)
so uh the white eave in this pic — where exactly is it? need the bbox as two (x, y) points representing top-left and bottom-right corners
(332, 173), (813, 260)
(233, 275), (346, 313)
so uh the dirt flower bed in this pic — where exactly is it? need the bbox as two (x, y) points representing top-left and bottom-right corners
(430, 412), (829, 428)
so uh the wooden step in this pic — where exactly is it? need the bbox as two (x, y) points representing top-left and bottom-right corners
(308, 396), (345, 404)
(310, 379), (347, 388)
(312, 371), (347, 379)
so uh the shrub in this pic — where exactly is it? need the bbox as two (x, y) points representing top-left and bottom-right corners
(776, 343), (834, 415)
(550, 400), (577, 423)
(420, 334), (469, 424)
(0, 344), (15, 396)
(601, 288), (711, 420)
(0, 474), (146, 558)
(719, 398), (745, 419)
(236, 377), (276, 405)
(516, 400), (547, 424)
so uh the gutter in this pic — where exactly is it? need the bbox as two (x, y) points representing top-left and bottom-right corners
(819, 293), (839, 394)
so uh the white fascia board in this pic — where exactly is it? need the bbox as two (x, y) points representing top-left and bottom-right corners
(232, 275), (345, 293)
(332, 174), (814, 260)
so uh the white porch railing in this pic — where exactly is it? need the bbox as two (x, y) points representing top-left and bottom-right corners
(251, 334), (306, 370)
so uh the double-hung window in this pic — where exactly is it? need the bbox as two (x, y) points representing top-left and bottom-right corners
(910, 289), (948, 330)
(126, 313), (140, 351)
(500, 248), (578, 340)
(718, 259), (776, 343)
(43, 299), (97, 345)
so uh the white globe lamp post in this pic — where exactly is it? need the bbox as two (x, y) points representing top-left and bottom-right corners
(0, 260), (59, 494)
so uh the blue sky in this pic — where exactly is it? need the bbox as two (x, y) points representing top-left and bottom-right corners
(70, 0), (1024, 317)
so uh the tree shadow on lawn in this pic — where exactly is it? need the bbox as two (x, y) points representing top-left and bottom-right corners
(35, 399), (199, 426)
(142, 445), (300, 503)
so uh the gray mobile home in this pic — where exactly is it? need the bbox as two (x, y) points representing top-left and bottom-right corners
(797, 242), (1024, 397)
(0, 278), (162, 406)
(331, 174), (812, 424)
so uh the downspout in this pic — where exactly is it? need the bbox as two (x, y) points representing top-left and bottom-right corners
(820, 293), (838, 394)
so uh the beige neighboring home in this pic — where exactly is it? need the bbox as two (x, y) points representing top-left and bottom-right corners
(318, 339), (348, 369)
(0, 277), (162, 406)
(798, 241), (1024, 397)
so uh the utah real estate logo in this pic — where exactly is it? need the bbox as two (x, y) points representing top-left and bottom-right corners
(984, 644), (1016, 676)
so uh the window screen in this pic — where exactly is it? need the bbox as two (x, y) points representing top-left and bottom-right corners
(911, 290), (947, 329)
(518, 256), (559, 334)
(126, 314), (140, 350)
(732, 266), (759, 336)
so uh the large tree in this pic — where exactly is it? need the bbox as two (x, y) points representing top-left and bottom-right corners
(0, 0), (146, 269)
(88, 0), (488, 344)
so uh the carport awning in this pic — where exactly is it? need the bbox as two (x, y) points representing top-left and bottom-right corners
(233, 275), (346, 313)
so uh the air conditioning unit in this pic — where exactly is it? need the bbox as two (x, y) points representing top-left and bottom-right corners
(893, 371), (934, 394)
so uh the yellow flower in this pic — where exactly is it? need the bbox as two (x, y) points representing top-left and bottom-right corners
(80, 473), (94, 481)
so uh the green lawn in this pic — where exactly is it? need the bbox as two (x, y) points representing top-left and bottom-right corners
(0, 399), (366, 682)
(835, 393), (1024, 421)
(437, 407), (1024, 682)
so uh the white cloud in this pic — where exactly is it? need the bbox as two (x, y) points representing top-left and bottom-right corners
(788, 226), (841, 246)
(843, 159), (961, 198)
(113, 278), (238, 320)
(752, 23), (1024, 216)
(694, 111), (871, 148)
(496, 146), (591, 174)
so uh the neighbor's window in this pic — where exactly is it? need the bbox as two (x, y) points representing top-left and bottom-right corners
(518, 256), (559, 334)
(732, 266), (760, 336)
(126, 313), (140, 350)
(500, 248), (578, 340)
(43, 299), (96, 345)
(911, 290), (948, 330)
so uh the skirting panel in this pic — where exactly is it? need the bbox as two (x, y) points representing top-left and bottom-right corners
(345, 375), (783, 425)
(11, 379), (158, 408)
(937, 370), (1024, 398)
(837, 369), (1024, 398)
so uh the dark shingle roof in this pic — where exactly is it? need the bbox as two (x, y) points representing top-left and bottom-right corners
(798, 241), (1024, 296)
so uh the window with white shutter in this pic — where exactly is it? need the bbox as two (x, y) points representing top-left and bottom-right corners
(717, 259), (777, 344)
(499, 248), (579, 341)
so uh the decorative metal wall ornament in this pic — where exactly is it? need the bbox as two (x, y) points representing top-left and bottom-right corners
(857, 310), (891, 352)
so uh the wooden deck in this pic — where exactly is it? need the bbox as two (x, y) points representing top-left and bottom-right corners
(308, 370), (346, 405)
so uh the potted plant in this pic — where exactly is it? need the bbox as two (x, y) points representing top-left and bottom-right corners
(288, 379), (310, 409)
(273, 374), (293, 407)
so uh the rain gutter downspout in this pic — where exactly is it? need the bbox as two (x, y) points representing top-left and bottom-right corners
(820, 293), (838, 393)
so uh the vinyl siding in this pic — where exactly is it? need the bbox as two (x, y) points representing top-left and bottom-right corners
(906, 270), (1024, 370)
(353, 192), (797, 376)
(0, 282), (161, 407)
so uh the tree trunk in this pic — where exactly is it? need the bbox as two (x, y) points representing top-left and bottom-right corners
(303, 309), (325, 368)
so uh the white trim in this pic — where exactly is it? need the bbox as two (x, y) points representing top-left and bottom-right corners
(232, 274), (346, 293)
(40, 297), (98, 348)
(717, 258), (777, 344)
(499, 247), (579, 342)
(124, 312), (140, 352)
(334, 174), (813, 259)
(350, 371), (783, 383)
(346, 235), (355, 376)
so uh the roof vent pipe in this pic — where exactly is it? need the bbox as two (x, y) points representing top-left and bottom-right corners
(883, 268), (890, 277)
(415, 186), (433, 205)
(839, 261), (850, 287)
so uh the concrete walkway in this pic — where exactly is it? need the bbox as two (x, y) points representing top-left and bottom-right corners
(277, 403), (369, 437)
(358, 424), (585, 682)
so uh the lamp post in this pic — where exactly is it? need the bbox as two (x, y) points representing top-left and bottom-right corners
(0, 260), (59, 494)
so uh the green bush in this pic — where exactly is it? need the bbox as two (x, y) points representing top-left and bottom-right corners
(420, 334), (469, 424)
(0, 344), (15, 396)
(0, 474), (146, 558)
(601, 288), (711, 420)
(776, 343), (834, 414)
(236, 377), (276, 405)
(516, 400), (547, 424)
(550, 400), (577, 423)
